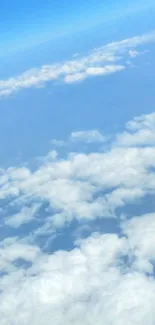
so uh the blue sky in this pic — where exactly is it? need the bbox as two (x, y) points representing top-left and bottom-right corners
(1, 0), (155, 54)
(1, 1), (155, 324)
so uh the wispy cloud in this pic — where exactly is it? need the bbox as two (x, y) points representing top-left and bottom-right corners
(70, 130), (106, 143)
(5, 204), (40, 228)
(1, 30), (155, 97)
(50, 130), (107, 148)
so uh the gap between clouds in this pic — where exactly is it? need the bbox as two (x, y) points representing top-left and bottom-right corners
(0, 29), (155, 97)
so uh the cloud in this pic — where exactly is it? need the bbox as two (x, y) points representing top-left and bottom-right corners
(115, 112), (155, 146)
(50, 130), (107, 149)
(0, 112), (155, 232)
(70, 130), (106, 143)
(0, 30), (155, 97)
(50, 139), (65, 147)
(0, 236), (40, 273)
(128, 49), (140, 57)
(122, 212), (155, 273)
(1, 229), (155, 324)
(64, 65), (125, 83)
(5, 204), (40, 228)
(128, 49), (148, 58)
(1, 112), (155, 323)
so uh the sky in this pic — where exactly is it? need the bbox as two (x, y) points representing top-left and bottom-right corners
(1, 0), (155, 53)
(1, 1), (155, 324)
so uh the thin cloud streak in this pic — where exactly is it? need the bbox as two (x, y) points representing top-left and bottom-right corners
(0, 29), (155, 97)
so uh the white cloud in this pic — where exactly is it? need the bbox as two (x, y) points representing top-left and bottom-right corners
(50, 139), (65, 147)
(1, 112), (155, 323)
(0, 237), (40, 273)
(122, 212), (155, 273)
(0, 30), (155, 96)
(5, 204), (40, 228)
(64, 65), (125, 83)
(128, 49), (140, 57)
(128, 49), (148, 58)
(1, 230), (155, 324)
(36, 150), (58, 165)
(115, 112), (155, 147)
(0, 112), (155, 232)
(65, 71), (86, 83)
(70, 129), (106, 143)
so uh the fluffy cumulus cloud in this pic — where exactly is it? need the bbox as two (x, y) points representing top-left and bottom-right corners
(1, 111), (155, 324)
(0, 29), (155, 96)
(1, 112), (155, 228)
(1, 225), (155, 324)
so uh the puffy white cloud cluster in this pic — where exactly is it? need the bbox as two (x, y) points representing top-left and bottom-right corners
(1, 112), (155, 230)
(1, 220), (155, 325)
(0, 29), (155, 96)
(1, 111), (155, 324)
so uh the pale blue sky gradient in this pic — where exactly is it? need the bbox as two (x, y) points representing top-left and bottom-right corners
(1, 0), (155, 55)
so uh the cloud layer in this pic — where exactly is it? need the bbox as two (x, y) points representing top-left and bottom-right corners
(1, 29), (155, 97)
(0, 111), (155, 324)
(1, 216), (155, 324)
(1, 112), (155, 230)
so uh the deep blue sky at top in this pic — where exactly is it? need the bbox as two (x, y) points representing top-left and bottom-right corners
(1, 0), (155, 53)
